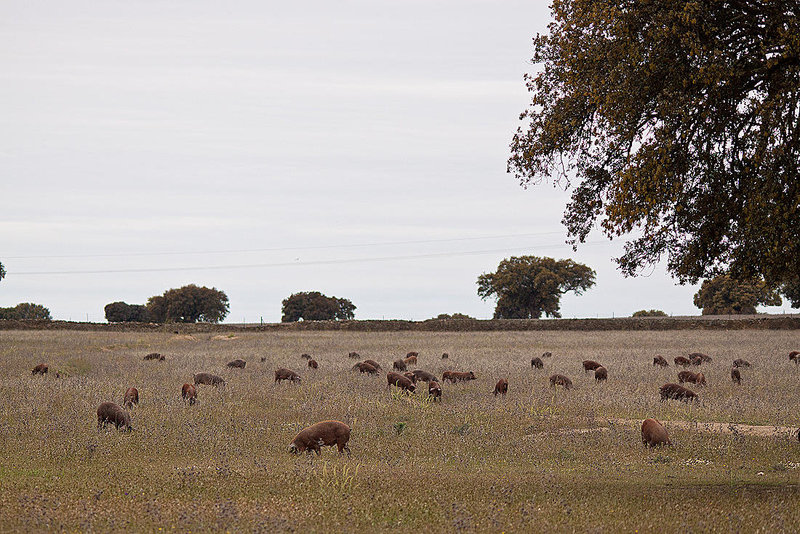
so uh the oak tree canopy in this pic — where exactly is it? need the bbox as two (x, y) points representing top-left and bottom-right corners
(509, 0), (800, 305)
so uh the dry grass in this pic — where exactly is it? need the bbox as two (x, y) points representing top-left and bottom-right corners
(0, 329), (799, 532)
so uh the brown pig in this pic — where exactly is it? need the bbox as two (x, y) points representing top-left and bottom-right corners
(641, 418), (671, 447)
(393, 359), (407, 371)
(123, 387), (139, 408)
(493, 378), (508, 396)
(97, 402), (132, 431)
(659, 383), (698, 402)
(594, 366), (608, 382)
(549, 374), (572, 389)
(387, 372), (416, 393)
(226, 359), (246, 369)
(653, 356), (669, 367)
(194, 373), (226, 387)
(530, 357), (544, 369)
(582, 360), (602, 372)
(428, 381), (442, 401)
(289, 420), (351, 455)
(275, 368), (302, 383)
(31, 363), (48, 375)
(181, 383), (197, 405)
(352, 362), (379, 375)
(308, 359), (318, 369)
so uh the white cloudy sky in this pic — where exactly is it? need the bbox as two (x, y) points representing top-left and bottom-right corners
(1, 1), (788, 322)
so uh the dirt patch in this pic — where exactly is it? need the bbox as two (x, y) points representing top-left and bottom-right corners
(529, 419), (799, 440)
(211, 335), (239, 340)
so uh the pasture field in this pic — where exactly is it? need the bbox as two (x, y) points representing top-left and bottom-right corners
(0, 328), (799, 532)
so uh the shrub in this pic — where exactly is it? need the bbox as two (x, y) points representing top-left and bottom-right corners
(632, 309), (668, 317)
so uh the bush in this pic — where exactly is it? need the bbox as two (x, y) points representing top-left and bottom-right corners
(632, 309), (668, 317)
(430, 313), (475, 320)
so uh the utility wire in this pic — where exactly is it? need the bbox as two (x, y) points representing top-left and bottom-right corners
(10, 240), (606, 276)
(3, 231), (566, 260)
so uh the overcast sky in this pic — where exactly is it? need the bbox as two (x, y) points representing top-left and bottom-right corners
(1, 1), (789, 322)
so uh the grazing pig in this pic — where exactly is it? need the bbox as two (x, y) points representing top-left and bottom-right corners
(308, 359), (318, 369)
(194, 373), (226, 387)
(363, 359), (382, 371)
(387, 372), (416, 393)
(595, 366), (608, 382)
(97, 402), (132, 431)
(653, 356), (669, 367)
(531, 357), (544, 369)
(731, 367), (742, 385)
(788, 351), (799, 363)
(493, 378), (508, 396)
(690, 355), (704, 366)
(352, 362), (379, 375)
(732, 359), (751, 368)
(541, 351), (552, 358)
(428, 381), (442, 401)
(275, 368), (302, 383)
(659, 383), (698, 402)
(549, 374), (572, 389)
(441, 353), (449, 359)
(411, 370), (437, 383)
(348, 351), (360, 359)
(181, 383), (197, 405)
(674, 356), (691, 367)
(260, 357), (267, 362)
(641, 418), (671, 447)
(406, 351), (419, 358)
(289, 420), (351, 455)
(678, 371), (706, 386)
(31, 363), (48, 375)
(690, 352), (713, 363)
(393, 359), (407, 371)
(123, 387), (139, 408)
(403, 371), (416, 382)
(403, 355), (418, 366)
(227, 359), (246, 369)
(301, 353), (312, 360)
(143, 352), (165, 361)
(582, 360), (602, 372)
(442, 371), (476, 383)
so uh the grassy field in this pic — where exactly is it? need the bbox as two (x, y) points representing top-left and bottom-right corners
(0, 328), (798, 532)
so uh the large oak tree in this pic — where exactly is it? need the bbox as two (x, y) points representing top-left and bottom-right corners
(477, 256), (595, 319)
(509, 1), (800, 305)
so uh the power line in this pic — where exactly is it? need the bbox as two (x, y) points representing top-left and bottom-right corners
(3, 231), (566, 260)
(9, 240), (606, 276)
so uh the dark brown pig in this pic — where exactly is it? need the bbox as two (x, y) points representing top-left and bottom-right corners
(582, 360), (602, 372)
(31, 363), (48, 375)
(352, 362), (378, 375)
(428, 381), (442, 401)
(308, 359), (318, 369)
(594, 366), (608, 382)
(194, 373), (226, 387)
(97, 402), (132, 431)
(275, 368), (301, 383)
(653, 356), (669, 367)
(393, 359), (407, 371)
(493, 378), (508, 396)
(226, 359), (246, 369)
(659, 383), (698, 402)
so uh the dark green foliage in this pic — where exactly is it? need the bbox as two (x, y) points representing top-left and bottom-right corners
(281, 291), (356, 322)
(0, 302), (52, 320)
(431, 313), (475, 320)
(509, 1), (800, 290)
(104, 302), (151, 323)
(0, 261), (5, 282)
(146, 284), (229, 323)
(632, 310), (668, 318)
(693, 275), (782, 315)
(477, 256), (595, 319)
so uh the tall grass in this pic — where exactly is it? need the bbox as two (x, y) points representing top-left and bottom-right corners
(0, 329), (798, 531)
